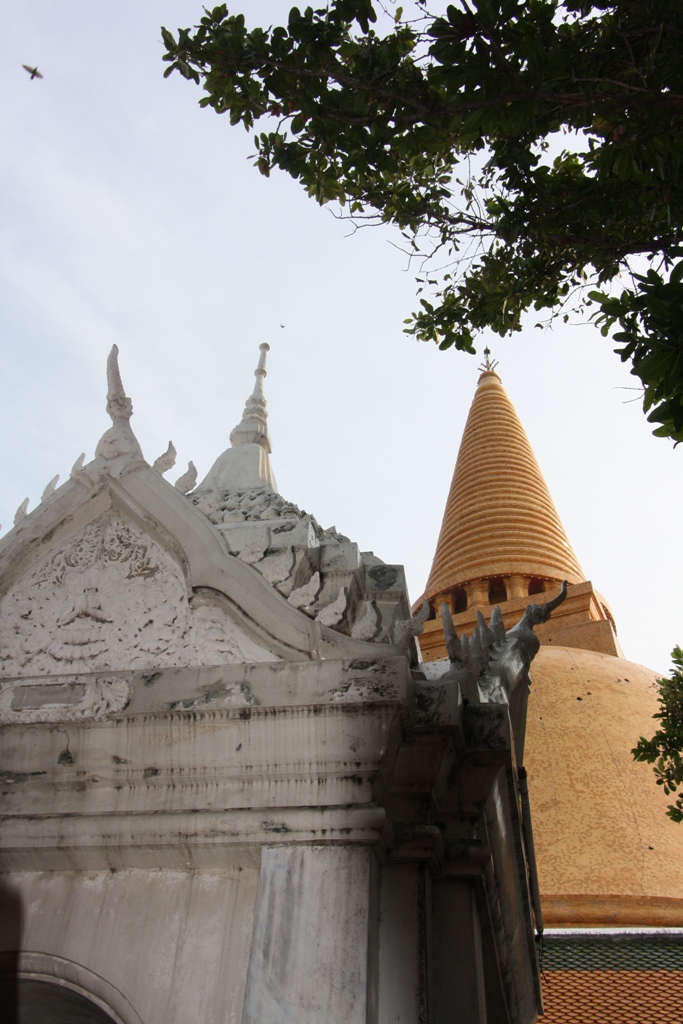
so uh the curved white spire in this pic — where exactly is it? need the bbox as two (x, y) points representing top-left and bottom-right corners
(95, 345), (143, 461)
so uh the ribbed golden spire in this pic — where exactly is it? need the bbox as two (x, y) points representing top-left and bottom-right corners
(424, 369), (584, 602)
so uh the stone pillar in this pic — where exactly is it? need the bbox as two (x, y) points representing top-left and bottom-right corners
(431, 880), (487, 1024)
(508, 575), (528, 601)
(377, 864), (423, 1024)
(433, 591), (453, 613)
(241, 845), (377, 1024)
(467, 580), (489, 609)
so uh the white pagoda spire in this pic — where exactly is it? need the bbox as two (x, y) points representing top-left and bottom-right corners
(229, 343), (272, 452)
(196, 344), (277, 494)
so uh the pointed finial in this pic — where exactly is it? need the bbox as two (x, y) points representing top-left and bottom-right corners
(194, 344), (278, 494)
(105, 344), (132, 422)
(13, 498), (29, 526)
(175, 461), (197, 494)
(255, 342), (269, 381)
(441, 603), (463, 663)
(70, 453), (86, 479)
(393, 599), (430, 647)
(478, 346), (499, 375)
(479, 348), (499, 376)
(153, 441), (177, 475)
(95, 346), (143, 460)
(351, 601), (378, 641)
(520, 580), (568, 629)
(229, 343), (272, 452)
(41, 474), (60, 504)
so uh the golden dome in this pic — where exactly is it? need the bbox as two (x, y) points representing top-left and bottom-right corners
(424, 371), (584, 602)
(526, 645), (683, 926)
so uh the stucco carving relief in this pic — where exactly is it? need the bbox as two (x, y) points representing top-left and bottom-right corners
(0, 511), (278, 677)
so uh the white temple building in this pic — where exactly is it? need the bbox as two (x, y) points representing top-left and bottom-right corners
(0, 345), (565, 1024)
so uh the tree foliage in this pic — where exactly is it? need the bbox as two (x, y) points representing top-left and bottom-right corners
(633, 647), (683, 823)
(162, 0), (683, 441)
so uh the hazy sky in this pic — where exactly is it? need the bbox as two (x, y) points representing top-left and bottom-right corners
(1, 1), (681, 672)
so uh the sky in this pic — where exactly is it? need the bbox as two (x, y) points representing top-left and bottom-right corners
(0, 1), (681, 673)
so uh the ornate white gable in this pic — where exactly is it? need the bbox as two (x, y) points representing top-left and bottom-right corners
(0, 345), (417, 727)
(0, 508), (278, 678)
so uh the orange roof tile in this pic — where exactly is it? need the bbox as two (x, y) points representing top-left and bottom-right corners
(540, 970), (683, 1023)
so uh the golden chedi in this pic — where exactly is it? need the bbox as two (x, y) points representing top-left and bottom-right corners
(417, 362), (619, 662)
(416, 358), (683, 930)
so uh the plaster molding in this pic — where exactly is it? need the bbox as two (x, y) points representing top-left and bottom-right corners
(0, 805), (388, 871)
(6, 951), (144, 1024)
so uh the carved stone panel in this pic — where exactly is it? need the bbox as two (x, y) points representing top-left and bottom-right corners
(0, 511), (279, 677)
(0, 675), (131, 723)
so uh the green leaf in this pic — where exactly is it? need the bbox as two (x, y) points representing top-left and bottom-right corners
(160, 0), (683, 443)
(160, 26), (176, 51)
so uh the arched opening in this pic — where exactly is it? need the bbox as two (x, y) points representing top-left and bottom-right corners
(453, 587), (468, 614)
(17, 979), (119, 1024)
(488, 577), (507, 605)
(528, 578), (546, 596)
(0, 950), (140, 1024)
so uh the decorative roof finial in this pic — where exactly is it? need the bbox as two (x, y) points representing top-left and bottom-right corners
(41, 475), (59, 504)
(95, 346), (143, 461)
(175, 461), (198, 494)
(229, 343), (272, 452)
(478, 347), (499, 375)
(153, 441), (177, 476)
(13, 498), (29, 526)
(195, 343), (278, 494)
(106, 344), (132, 421)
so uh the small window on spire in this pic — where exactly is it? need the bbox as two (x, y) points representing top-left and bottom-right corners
(528, 578), (546, 596)
(453, 587), (467, 614)
(488, 577), (507, 604)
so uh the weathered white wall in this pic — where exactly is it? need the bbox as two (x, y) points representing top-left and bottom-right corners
(0, 866), (259, 1024)
(242, 845), (373, 1024)
(377, 864), (422, 1024)
(431, 880), (487, 1024)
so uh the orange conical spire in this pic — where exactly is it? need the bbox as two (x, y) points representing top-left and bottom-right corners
(424, 368), (584, 603)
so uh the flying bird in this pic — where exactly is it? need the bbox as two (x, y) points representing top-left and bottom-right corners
(280, 324), (285, 328)
(22, 65), (43, 80)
